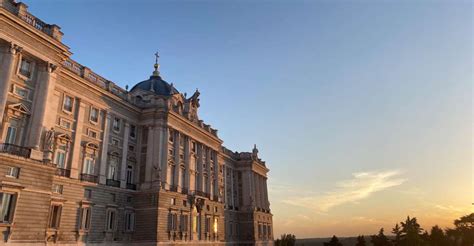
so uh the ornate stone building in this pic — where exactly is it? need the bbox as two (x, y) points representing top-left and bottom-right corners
(0, 1), (273, 245)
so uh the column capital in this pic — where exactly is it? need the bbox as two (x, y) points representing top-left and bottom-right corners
(7, 42), (22, 55)
(47, 63), (58, 73)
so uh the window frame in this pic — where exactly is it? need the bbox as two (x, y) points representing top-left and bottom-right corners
(124, 211), (135, 232)
(6, 167), (20, 179)
(89, 107), (99, 124)
(62, 94), (74, 114)
(112, 117), (121, 132)
(48, 203), (63, 229)
(79, 206), (92, 231)
(105, 208), (117, 232)
(17, 57), (34, 80)
(0, 192), (17, 224)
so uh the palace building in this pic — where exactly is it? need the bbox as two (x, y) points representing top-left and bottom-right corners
(0, 0), (273, 245)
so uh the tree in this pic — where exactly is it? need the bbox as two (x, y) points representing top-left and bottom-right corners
(323, 235), (343, 246)
(446, 213), (474, 245)
(392, 223), (402, 245)
(355, 235), (366, 246)
(400, 216), (424, 246)
(275, 234), (296, 246)
(429, 225), (448, 246)
(371, 228), (392, 246)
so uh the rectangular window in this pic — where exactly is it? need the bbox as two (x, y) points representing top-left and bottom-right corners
(6, 167), (20, 178)
(83, 157), (94, 175)
(19, 59), (32, 78)
(125, 212), (135, 231)
(205, 217), (211, 233)
(87, 129), (98, 139)
(49, 204), (62, 228)
(5, 126), (17, 144)
(130, 125), (136, 139)
(52, 184), (63, 194)
(79, 207), (91, 230)
(106, 209), (116, 231)
(168, 213), (178, 231)
(84, 189), (92, 199)
(126, 165), (133, 184)
(192, 142), (196, 152)
(112, 117), (120, 132)
(0, 193), (16, 223)
(108, 164), (117, 180)
(13, 85), (29, 100)
(180, 214), (189, 231)
(111, 138), (120, 147)
(62, 95), (74, 113)
(55, 145), (67, 169)
(59, 118), (72, 129)
(89, 107), (99, 124)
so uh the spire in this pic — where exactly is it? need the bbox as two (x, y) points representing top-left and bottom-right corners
(153, 52), (160, 76)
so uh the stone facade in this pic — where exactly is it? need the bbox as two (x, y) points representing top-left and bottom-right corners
(0, 1), (273, 245)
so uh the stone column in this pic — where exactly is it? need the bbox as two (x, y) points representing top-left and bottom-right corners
(159, 125), (168, 189)
(120, 122), (130, 188)
(0, 43), (21, 127)
(99, 112), (111, 184)
(70, 99), (85, 179)
(144, 126), (154, 184)
(230, 169), (235, 208)
(264, 178), (269, 210)
(27, 63), (58, 150)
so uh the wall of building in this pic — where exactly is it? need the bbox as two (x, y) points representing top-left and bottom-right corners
(0, 1), (273, 245)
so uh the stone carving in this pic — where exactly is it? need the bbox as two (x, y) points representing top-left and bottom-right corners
(44, 128), (55, 152)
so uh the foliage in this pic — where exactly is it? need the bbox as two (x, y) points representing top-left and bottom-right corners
(399, 216), (424, 246)
(371, 228), (392, 246)
(391, 223), (402, 245)
(323, 235), (343, 246)
(355, 235), (367, 246)
(275, 233), (296, 246)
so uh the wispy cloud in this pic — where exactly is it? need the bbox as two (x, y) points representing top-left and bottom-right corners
(283, 170), (405, 212)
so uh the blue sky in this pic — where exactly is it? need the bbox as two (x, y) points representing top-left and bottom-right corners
(25, 0), (472, 237)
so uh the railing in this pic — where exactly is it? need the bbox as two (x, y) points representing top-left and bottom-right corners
(169, 185), (178, 192)
(106, 179), (120, 188)
(181, 188), (188, 195)
(80, 174), (98, 183)
(56, 168), (70, 177)
(213, 195), (219, 202)
(0, 143), (31, 158)
(0, 0), (62, 41)
(126, 183), (137, 190)
(192, 190), (211, 199)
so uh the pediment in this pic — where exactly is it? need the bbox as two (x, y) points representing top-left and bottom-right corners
(8, 103), (30, 115)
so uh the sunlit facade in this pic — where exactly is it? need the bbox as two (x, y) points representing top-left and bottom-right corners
(0, 0), (273, 245)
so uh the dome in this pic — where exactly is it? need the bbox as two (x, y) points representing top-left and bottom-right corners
(130, 74), (179, 96)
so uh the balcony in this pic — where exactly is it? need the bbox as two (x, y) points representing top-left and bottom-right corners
(0, 143), (31, 158)
(181, 188), (188, 195)
(169, 185), (178, 192)
(56, 168), (70, 177)
(126, 183), (136, 190)
(192, 190), (210, 199)
(106, 179), (120, 188)
(213, 195), (219, 202)
(80, 174), (98, 183)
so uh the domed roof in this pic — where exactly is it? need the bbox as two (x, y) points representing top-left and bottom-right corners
(130, 74), (179, 96)
(130, 53), (179, 96)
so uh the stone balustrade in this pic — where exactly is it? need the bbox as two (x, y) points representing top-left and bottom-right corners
(0, 0), (63, 41)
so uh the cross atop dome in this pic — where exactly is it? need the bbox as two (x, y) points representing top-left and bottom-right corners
(153, 52), (160, 76)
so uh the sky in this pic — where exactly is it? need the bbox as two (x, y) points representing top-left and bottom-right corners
(24, 0), (472, 238)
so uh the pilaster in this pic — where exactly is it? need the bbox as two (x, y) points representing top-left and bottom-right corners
(99, 112), (111, 184)
(0, 43), (21, 127)
(119, 122), (130, 188)
(27, 63), (58, 150)
(69, 99), (85, 179)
